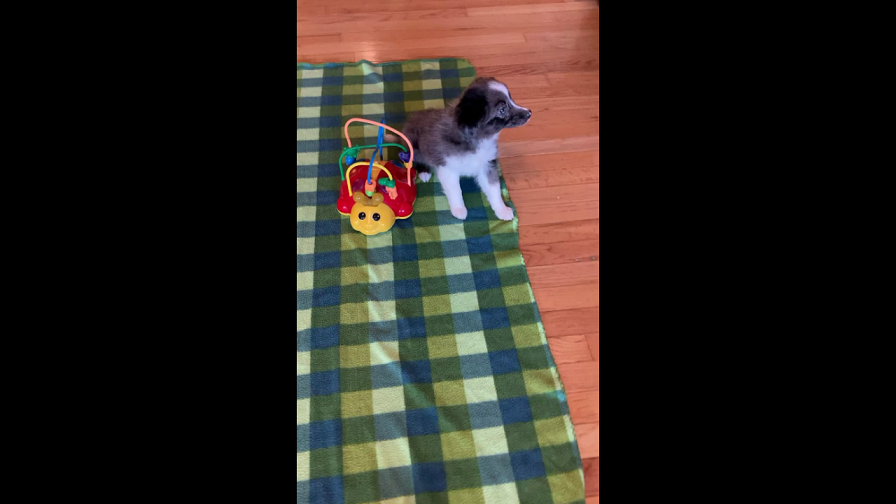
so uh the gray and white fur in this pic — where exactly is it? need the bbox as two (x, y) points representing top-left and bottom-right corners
(399, 77), (532, 221)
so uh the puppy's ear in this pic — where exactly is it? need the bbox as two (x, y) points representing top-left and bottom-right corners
(456, 87), (488, 129)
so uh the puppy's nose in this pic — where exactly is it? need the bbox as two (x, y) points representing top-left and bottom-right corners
(525, 110), (532, 119)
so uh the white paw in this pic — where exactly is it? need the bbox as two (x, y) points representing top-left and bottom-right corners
(451, 206), (468, 220)
(418, 172), (432, 183)
(495, 206), (515, 221)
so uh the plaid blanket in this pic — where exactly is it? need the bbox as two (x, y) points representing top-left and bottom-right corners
(297, 59), (585, 504)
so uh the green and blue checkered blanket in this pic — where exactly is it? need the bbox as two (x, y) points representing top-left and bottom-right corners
(297, 59), (584, 504)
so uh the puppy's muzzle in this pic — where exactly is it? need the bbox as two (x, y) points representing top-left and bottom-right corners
(512, 108), (532, 127)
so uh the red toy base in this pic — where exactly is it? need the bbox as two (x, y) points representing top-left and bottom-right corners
(337, 161), (417, 218)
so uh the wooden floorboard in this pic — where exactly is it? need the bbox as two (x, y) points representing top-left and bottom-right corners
(522, 239), (600, 267)
(583, 457), (601, 497)
(568, 389), (600, 424)
(528, 261), (600, 290)
(542, 306), (600, 337)
(298, 0), (599, 495)
(519, 219), (600, 246)
(548, 335), (594, 364)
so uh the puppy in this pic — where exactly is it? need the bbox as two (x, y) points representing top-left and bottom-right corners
(400, 77), (532, 221)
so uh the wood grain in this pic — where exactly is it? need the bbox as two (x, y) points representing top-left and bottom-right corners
(541, 307), (600, 337)
(528, 261), (600, 290)
(501, 135), (600, 158)
(297, 8), (599, 37)
(517, 94), (602, 113)
(547, 335), (594, 364)
(515, 106), (600, 127)
(576, 422), (600, 458)
(557, 361), (600, 391)
(519, 220), (599, 246)
(511, 183), (599, 208)
(522, 239), (600, 267)
(501, 151), (599, 174)
(313, 0), (563, 15)
(586, 332), (600, 361)
(568, 389), (600, 424)
(467, 1), (597, 16)
(343, 24), (594, 44)
(478, 59), (600, 78)
(534, 283), (599, 312)
(296, 34), (341, 45)
(583, 457), (600, 496)
(502, 120), (600, 144)
(506, 166), (599, 190)
(516, 200), (598, 226)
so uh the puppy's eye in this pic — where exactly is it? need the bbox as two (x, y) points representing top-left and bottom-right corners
(359, 212), (366, 220)
(498, 105), (507, 118)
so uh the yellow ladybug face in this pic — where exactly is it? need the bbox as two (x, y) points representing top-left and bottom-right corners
(350, 192), (396, 236)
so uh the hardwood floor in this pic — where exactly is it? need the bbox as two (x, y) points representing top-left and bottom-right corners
(298, 0), (600, 499)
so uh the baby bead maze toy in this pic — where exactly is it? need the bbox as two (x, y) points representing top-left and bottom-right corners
(337, 119), (417, 236)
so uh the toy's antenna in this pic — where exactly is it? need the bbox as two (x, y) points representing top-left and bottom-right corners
(379, 117), (386, 161)
(365, 125), (385, 197)
(376, 125), (385, 163)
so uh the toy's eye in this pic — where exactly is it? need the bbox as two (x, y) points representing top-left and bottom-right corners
(359, 212), (366, 220)
(373, 213), (381, 221)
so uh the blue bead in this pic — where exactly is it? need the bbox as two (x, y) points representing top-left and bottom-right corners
(345, 156), (355, 165)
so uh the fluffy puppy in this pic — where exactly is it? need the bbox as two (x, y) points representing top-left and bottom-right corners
(400, 77), (532, 221)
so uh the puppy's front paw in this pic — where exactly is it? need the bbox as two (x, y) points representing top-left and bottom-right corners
(494, 206), (515, 221)
(418, 172), (432, 183)
(451, 206), (468, 220)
